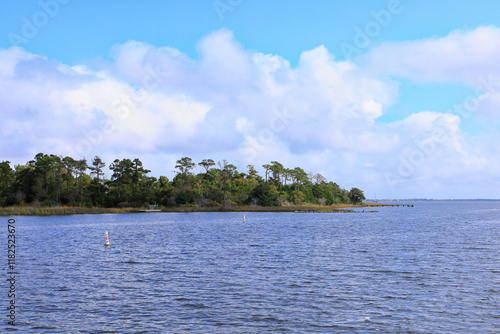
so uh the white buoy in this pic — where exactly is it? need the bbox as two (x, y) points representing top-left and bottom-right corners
(243, 214), (246, 222)
(104, 231), (112, 246)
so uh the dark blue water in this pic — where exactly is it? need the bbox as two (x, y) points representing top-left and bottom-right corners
(3, 201), (499, 333)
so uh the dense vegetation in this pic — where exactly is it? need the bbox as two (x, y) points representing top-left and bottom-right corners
(0, 153), (365, 208)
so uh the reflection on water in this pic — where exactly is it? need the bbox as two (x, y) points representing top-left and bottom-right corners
(4, 201), (500, 333)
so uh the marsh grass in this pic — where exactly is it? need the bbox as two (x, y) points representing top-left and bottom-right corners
(0, 202), (389, 216)
(0, 206), (136, 216)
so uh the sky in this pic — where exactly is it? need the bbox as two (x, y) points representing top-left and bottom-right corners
(1, 0), (500, 199)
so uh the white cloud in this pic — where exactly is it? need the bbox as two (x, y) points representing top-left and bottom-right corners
(2, 27), (500, 198)
(363, 26), (500, 85)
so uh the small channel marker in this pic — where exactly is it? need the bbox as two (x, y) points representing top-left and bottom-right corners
(104, 231), (112, 247)
(243, 214), (246, 222)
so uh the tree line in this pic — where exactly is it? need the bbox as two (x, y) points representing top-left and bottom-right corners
(0, 153), (365, 208)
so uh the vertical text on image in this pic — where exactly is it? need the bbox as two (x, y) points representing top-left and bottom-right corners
(6, 218), (17, 327)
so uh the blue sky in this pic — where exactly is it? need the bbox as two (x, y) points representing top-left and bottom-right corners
(1, 0), (500, 199)
(2, 1), (499, 63)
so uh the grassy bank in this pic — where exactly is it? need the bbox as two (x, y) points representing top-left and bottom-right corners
(0, 202), (391, 216)
(0, 206), (136, 216)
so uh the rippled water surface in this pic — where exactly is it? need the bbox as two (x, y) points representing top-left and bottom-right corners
(4, 201), (500, 333)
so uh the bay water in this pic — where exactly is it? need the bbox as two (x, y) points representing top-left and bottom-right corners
(3, 201), (499, 333)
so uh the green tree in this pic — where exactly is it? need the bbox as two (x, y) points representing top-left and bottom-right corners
(175, 157), (195, 192)
(175, 157), (196, 176)
(250, 182), (279, 206)
(109, 158), (133, 200)
(246, 165), (259, 180)
(75, 159), (88, 206)
(218, 159), (238, 203)
(348, 187), (365, 204)
(198, 159), (215, 173)
(282, 168), (292, 185)
(156, 176), (173, 206)
(89, 156), (106, 204)
(292, 188), (305, 205)
(269, 161), (284, 187)
(0, 161), (16, 206)
(132, 158), (150, 184)
(291, 167), (308, 185)
(262, 164), (271, 182)
(89, 156), (105, 183)
(12, 163), (36, 203)
(32, 153), (53, 202)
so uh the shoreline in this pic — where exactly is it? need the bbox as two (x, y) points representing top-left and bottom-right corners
(0, 203), (398, 216)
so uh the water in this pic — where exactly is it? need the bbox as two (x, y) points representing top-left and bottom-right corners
(2, 201), (499, 333)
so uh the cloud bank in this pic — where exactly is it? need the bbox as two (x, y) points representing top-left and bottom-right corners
(1, 27), (500, 198)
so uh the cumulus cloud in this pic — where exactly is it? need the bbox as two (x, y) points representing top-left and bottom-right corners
(1, 27), (500, 198)
(363, 26), (500, 85)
